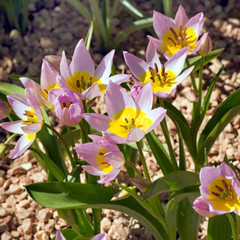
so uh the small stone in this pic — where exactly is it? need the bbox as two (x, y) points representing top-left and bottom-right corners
(60, 32), (73, 44)
(22, 218), (32, 234)
(9, 29), (20, 39)
(40, 37), (52, 48)
(18, 199), (30, 208)
(11, 231), (19, 238)
(0, 170), (5, 178)
(101, 217), (111, 232)
(37, 209), (52, 222)
(1, 232), (11, 240)
(7, 166), (27, 176)
(7, 184), (21, 194)
(0, 216), (11, 234)
(0, 207), (8, 217)
(53, 211), (59, 220)
(17, 191), (28, 201)
(16, 208), (32, 219)
(3, 179), (11, 190)
(34, 230), (49, 240)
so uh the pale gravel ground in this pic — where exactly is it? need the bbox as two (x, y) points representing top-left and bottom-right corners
(0, 0), (239, 239)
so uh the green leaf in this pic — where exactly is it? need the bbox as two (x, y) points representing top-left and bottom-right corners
(163, 100), (197, 159)
(162, 0), (172, 17)
(207, 214), (233, 240)
(85, 22), (94, 51)
(8, 74), (40, 83)
(184, 48), (224, 73)
(29, 147), (66, 181)
(145, 131), (174, 175)
(145, 171), (199, 200)
(0, 82), (24, 96)
(26, 182), (168, 240)
(112, 17), (153, 48)
(51, 228), (80, 240)
(119, 0), (144, 19)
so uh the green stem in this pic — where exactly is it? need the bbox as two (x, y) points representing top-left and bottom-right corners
(67, 127), (78, 168)
(136, 141), (151, 182)
(159, 99), (178, 170)
(227, 213), (239, 240)
(5, 133), (18, 144)
(236, 215), (240, 240)
(125, 159), (142, 178)
(79, 121), (88, 143)
(186, 58), (197, 93)
(92, 209), (101, 234)
(44, 123), (75, 168)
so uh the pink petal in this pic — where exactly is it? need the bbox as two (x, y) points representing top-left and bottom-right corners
(174, 5), (188, 26)
(20, 77), (41, 92)
(103, 132), (128, 144)
(123, 51), (149, 79)
(21, 122), (42, 134)
(0, 121), (24, 134)
(153, 10), (174, 39)
(146, 41), (161, 69)
(97, 168), (120, 184)
(60, 51), (71, 79)
(176, 66), (194, 85)
(56, 230), (66, 240)
(83, 113), (110, 131)
(80, 83), (100, 100)
(135, 81), (153, 113)
(82, 165), (105, 176)
(185, 12), (204, 37)
(41, 60), (58, 90)
(70, 39), (95, 75)
(154, 90), (174, 99)
(147, 35), (162, 52)
(145, 107), (167, 133)
(95, 50), (115, 81)
(191, 33), (207, 55)
(193, 196), (216, 217)
(91, 233), (107, 240)
(127, 127), (145, 142)
(104, 151), (124, 168)
(106, 82), (136, 119)
(106, 74), (131, 85)
(165, 47), (189, 75)
(11, 134), (34, 159)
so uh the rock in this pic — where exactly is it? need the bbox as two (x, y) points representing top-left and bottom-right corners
(16, 208), (32, 220)
(10, 230), (19, 238)
(101, 217), (111, 232)
(34, 230), (49, 240)
(3, 179), (11, 190)
(37, 209), (52, 222)
(60, 32), (73, 45)
(0, 215), (11, 234)
(9, 29), (20, 40)
(0, 207), (8, 217)
(7, 166), (27, 176)
(22, 218), (32, 234)
(21, 163), (32, 170)
(7, 184), (21, 194)
(18, 199), (30, 208)
(1, 232), (11, 240)
(40, 37), (52, 48)
(31, 172), (46, 182)
(0, 170), (5, 178)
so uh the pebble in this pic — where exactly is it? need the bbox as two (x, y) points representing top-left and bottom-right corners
(16, 208), (32, 220)
(101, 217), (112, 232)
(1, 232), (11, 240)
(0, 207), (8, 217)
(37, 209), (52, 222)
(22, 218), (32, 234)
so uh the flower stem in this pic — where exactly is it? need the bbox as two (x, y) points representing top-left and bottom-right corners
(5, 133), (18, 144)
(136, 141), (151, 182)
(186, 58), (197, 93)
(67, 127), (78, 167)
(125, 159), (143, 178)
(44, 123), (76, 168)
(227, 213), (239, 240)
(79, 120), (88, 144)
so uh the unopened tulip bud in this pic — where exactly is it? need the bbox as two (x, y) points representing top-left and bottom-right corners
(186, 90), (199, 103)
(44, 55), (62, 73)
(0, 99), (10, 120)
(130, 177), (150, 192)
(111, 187), (135, 201)
(199, 33), (212, 57)
(0, 143), (7, 157)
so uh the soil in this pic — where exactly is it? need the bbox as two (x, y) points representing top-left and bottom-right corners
(0, 0), (239, 239)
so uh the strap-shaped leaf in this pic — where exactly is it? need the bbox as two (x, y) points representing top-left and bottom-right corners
(0, 82), (24, 96)
(145, 131), (174, 175)
(26, 182), (168, 240)
(145, 171), (199, 200)
(119, 0), (144, 19)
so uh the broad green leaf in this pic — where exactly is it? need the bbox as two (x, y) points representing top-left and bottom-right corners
(177, 197), (201, 240)
(119, 0), (144, 19)
(183, 48), (224, 73)
(207, 214), (233, 240)
(26, 182), (168, 240)
(8, 74), (40, 83)
(163, 100), (197, 159)
(145, 171), (199, 200)
(145, 131), (174, 175)
(0, 82), (24, 96)
(29, 147), (66, 181)
(112, 17), (153, 48)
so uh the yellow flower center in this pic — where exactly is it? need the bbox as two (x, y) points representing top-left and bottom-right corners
(22, 107), (40, 125)
(161, 26), (197, 57)
(208, 177), (240, 212)
(26, 133), (36, 141)
(65, 71), (106, 94)
(139, 63), (177, 93)
(96, 147), (114, 173)
(40, 83), (61, 100)
(108, 107), (152, 139)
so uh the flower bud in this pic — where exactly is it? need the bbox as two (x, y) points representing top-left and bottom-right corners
(111, 187), (135, 201)
(199, 33), (212, 57)
(0, 143), (7, 157)
(44, 55), (62, 73)
(0, 99), (10, 120)
(130, 177), (150, 192)
(186, 90), (199, 103)
(131, 83), (143, 100)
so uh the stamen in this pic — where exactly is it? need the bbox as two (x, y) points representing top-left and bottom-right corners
(125, 118), (129, 123)
(212, 191), (221, 198)
(215, 185), (224, 192)
(131, 118), (135, 124)
(222, 180), (230, 191)
(76, 80), (81, 88)
(170, 28), (180, 45)
(154, 63), (159, 73)
(167, 37), (177, 46)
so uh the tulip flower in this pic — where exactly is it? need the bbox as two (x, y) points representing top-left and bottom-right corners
(57, 39), (130, 100)
(83, 81), (166, 143)
(74, 135), (124, 184)
(148, 5), (205, 58)
(198, 33), (212, 57)
(0, 99), (10, 120)
(124, 42), (193, 98)
(48, 89), (84, 127)
(193, 162), (240, 216)
(20, 60), (61, 109)
(91, 233), (107, 240)
(0, 91), (43, 159)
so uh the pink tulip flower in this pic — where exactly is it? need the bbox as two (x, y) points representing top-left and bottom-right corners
(124, 42), (193, 98)
(0, 99), (10, 120)
(74, 135), (124, 184)
(83, 81), (166, 143)
(49, 89), (84, 127)
(148, 5), (205, 58)
(193, 162), (240, 216)
(91, 233), (107, 240)
(57, 39), (130, 100)
(0, 91), (43, 159)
